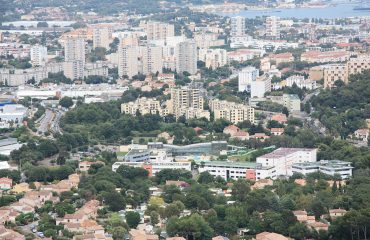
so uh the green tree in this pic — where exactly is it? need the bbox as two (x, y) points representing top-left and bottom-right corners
(125, 211), (141, 229)
(59, 97), (74, 108)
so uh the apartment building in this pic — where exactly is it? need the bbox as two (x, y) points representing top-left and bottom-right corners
(198, 48), (228, 69)
(265, 16), (280, 39)
(209, 99), (255, 124)
(170, 86), (204, 118)
(323, 64), (348, 89)
(347, 56), (370, 76)
(301, 51), (350, 63)
(64, 36), (85, 80)
(118, 44), (139, 79)
(286, 75), (317, 90)
(292, 160), (353, 179)
(63, 60), (84, 80)
(231, 16), (246, 37)
(251, 75), (272, 98)
(121, 97), (162, 116)
(256, 148), (317, 177)
(176, 40), (198, 75)
(92, 27), (113, 49)
(194, 33), (225, 48)
(30, 44), (47, 67)
(144, 21), (175, 41)
(283, 94), (301, 112)
(238, 66), (259, 92)
(142, 44), (163, 75)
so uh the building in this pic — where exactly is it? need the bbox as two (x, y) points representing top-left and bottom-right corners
(251, 75), (271, 98)
(112, 161), (191, 177)
(265, 16), (280, 39)
(256, 232), (290, 240)
(230, 16), (246, 37)
(63, 60), (84, 80)
(0, 104), (28, 123)
(292, 160), (353, 179)
(238, 67), (259, 92)
(286, 75), (317, 90)
(144, 21), (175, 41)
(323, 64), (348, 89)
(223, 125), (249, 140)
(209, 99), (255, 124)
(301, 51), (349, 63)
(329, 209), (347, 219)
(169, 86), (205, 118)
(256, 148), (317, 177)
(30, 44), (47, 67)
(176, 40), (197, 75)
(142, 45), (163, 75)
(93, 27), (112, 49)
(121, 97), (163, 116)
(354, 128), (369, 142)
(194, 33), (225, 49)
(198, 48), (228, 69)
(270, 53), (294, 65)
(64, 37), (85, 64)
(0, 177), (12, 190)
(124, 149), (151, 162)
(283, 94), (301, 112)
(347, 56), (370, 77)
(118, 44), (139, 79)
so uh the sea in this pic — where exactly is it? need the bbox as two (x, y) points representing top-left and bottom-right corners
(219, 4), (370, 19)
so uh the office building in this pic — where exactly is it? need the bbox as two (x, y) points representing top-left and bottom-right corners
(176, 40), (197, 75)
(251, 75), (271, 98)
(142, 45), (163, 75)
(144, 22), (175, 41)
(93, 27), (113, 49)
(238, 67), (259, 92)
(292, 160), (353, 179)
(118, 44), (139, 79)
(209, 99), (255, 124)
(256, 148), (317, 177)
(30, 45), (47, 67)
(198, 48), (228, 69)
(265, 16), (280, 39)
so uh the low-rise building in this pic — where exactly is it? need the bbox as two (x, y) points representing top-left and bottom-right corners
(198, 48), (228, 69)
(209, 99), (255, 124)
(283, 94), (301, 112)
(354, 128), (369, 142)
(256, 232), (290, 240)
(0, 177), (12, 190)
(292, 160), (353, 179)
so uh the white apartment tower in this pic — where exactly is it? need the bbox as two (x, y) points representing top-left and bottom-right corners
(176, 40), (197, 75)
(142, 45), (163, 75)
(30, 45), (48, 67)
(231, 16), (246, 37)
(93, 27), (113, 49)
(265, 16), (280, 39)
(118, 44), (139, 79)
(145, 22), (175, 41)
(251, 75), (272, 98)
(64, 37), (85, 80)
(238, 67), (259, 92)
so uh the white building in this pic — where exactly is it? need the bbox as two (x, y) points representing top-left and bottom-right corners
(265, 16), (280, 39)
(30, 44), (47, 67)
(176, 40), (197, 75)
(283, 94), (301, 112)
(256, 148), (317, 177)
(286, 75), (317, 90)
(64, 37), (85, 64)
(142, 44), (163, 75)
(0, 104), (28, 123)
(144, 22), (175, 41)
(198, 48), (228, 69)
(112, 161), (191, 176)
(118, 45), (139, 79)
(238, 67), (259, 92)
(93, 27), (113, 49)
(292, 160), (353, 179)
(251, 75), (271, 98)
(231, 16), (246, 37)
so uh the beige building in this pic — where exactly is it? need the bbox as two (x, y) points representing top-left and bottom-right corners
(142, 45), (163, 75)
(194, 33), (225, 48)
(170, 86), (205, 118)
(144, 21), (175, 41)
(347, 56), (370, 76)
(118, 44), (139, 79)
(283, 94), (301, 112)
(198, 48), (228, 69)
(209, 99), (255, 124)
(93, 27), (113, 49)
(30, 44), (47, 67)
(64, 37), (85, 64)
(63, 60), (84, 80)
(323, 64), (348, 89)
(176, 40), (198, 75)
(265, 16), (280, 39)
(121, 97), (163, 115)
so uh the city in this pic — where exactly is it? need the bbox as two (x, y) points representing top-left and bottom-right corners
(0, 0), (369, 239)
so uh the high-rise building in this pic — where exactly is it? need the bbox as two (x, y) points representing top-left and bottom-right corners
(118, 44), (139, 79)
(170, 86), (205, 118)
(209, 99), (255, 124)
(142, 45), (163, 75)
(145, 22), (175, 41)
(30, 44), (48, 67)
(198, 48), (228, 69)
(93, 27), (113, 49)
(238, 67), (259, 92)
(63, 60), (84, 80)
(231, 16), (246, 37)
(265, 16), (280, 39)
(64, 37), (85, 64)
(251, 75), (272, 98)
(176, 40), (197, 75)
(323, 64), (347, 89)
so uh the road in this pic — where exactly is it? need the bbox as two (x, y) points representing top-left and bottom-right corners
(37, 109), (54, 134)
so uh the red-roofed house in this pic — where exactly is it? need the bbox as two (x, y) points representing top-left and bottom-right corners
(270, 128), (284, 136)
(354, 128), (369, 142)
(0, 178), (12, 190)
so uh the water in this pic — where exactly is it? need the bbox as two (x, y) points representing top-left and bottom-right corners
(220, 4), (370, 19)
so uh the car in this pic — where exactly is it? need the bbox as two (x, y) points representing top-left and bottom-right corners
(32, 228), (37, 233)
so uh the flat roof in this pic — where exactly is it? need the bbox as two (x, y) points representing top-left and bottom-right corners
(203, 161), (258, 168)
(259, 148), (315, 159)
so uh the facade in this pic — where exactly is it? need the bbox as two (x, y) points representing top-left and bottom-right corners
(198, 48), (228, 69)
(194, 33), (225, 49)
(118, 44), (139, 79)
(30, 44), (47, 67)
(169, 86), (205, 118)
(230, 16), (246, 37)
(124, 149), (151, 162)
(292, 160), (353, 179)
(301, 51), (349, 63)
(251, 75), (271, 98)
(92, 27), (112, 49)
(0, 104), (28, 123)
(265, 16), (280, 39)
(145, 22), (175, 41)
(209, 99), (255, 124)
(256, 148), (317, 177)
(283, 94), (301, 112)
(176, 40), (197, 75)
(286, 75), (317, 90)
(64, 37), (85, 64)
(63, 60), (84, 80)
(238, 67), (259, 92)
(142, 45), (163, 75)
(121, 97), (162, 116)
(347, 56), (370, 76)
(323, 64), (348, 89)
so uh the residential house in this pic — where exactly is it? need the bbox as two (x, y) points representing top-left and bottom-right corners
(354, 128), (369, 142)
(329, 209), (347, 219)
(0, 224), (25, 240)
(270, 128), (284, 136)
(0, 178), (12, 190)
(256, 232), (290, 240)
